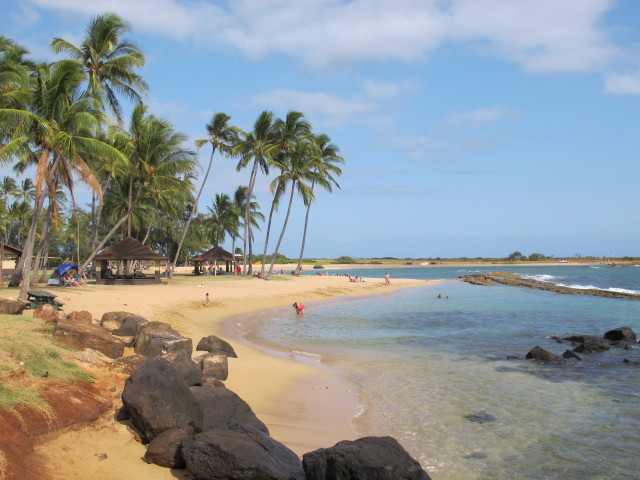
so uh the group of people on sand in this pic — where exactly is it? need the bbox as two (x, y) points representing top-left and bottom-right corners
(63, 271), (86, 287)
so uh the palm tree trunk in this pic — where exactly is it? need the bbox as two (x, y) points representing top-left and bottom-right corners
(260, 202), (276, 276)
(15, 150), (54, 299)
(266, 181), (296, 280)
(91, 174), (111, 252)
(170, 148), (216, 278)
(295, 181), (315, 275)
(33, 200), (56, 284)
(243, 161), (259, 276)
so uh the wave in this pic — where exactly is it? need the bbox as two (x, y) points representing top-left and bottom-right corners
(523, 274), (564, 282)
(291, 350), (322, 361)
(555, 283), (640, 295)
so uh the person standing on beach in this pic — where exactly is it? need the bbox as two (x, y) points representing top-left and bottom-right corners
(384, 273), (390, 285)
(205, 292), (210, 307)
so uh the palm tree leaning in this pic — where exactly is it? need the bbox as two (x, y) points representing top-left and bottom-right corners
(234, 110), (278, 275)
(169, 112), (239, 277)
(295, 133), (344, 275)
(0, 60), (124, 299)
(265, 139), (315, 280)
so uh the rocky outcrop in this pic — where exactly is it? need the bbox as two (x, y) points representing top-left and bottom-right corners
(133, 321), (191, 358)
(53, 318), (125, 359)
(196, 335), (238, 357)
(604, 327), (637, 344)
(110, 354), (150, 375)
(144, 425), (194, 468)
(199, 352), (229, 381)
(181, 423), (304, 480)
(189, 383), (268, 435)
(121, 357), (203, 442)
(460, 272), (640, 300)
(525, 346), (565, 364)
(100, 311), (149, 334)
(67, 310), (93, 324)
(164, 352), (202, 387)
(0, 298), (28, 314)
(303, 436), (431, 480)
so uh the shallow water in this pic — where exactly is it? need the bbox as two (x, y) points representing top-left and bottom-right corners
(233, 266), (640, 479)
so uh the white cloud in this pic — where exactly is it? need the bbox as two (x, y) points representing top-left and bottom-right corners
(445, 106), (521, 126)
(26, 0), (622, 74)
(604, 73), (640, 95)
(251, 78), (411, 127)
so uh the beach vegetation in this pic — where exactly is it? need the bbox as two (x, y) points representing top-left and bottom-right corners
(334, 256), (357, 264)
(0, 315), (94, 409)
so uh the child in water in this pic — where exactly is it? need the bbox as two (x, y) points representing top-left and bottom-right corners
(293, 302), (305, 314)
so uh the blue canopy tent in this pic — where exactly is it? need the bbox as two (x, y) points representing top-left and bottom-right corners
(47, 264), (79, 286)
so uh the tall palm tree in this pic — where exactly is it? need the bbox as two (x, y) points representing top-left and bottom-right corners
(169, 112), (239, 277)
(51, 12), (147, 121)
(259, 111), (311, 276)
(234, 110), (277, 274)
(0, 60), (124, 299)
(295, 133), (344, 274)
(80, 103), (196, 272)
(265, 139), (316, 279)
(0, 36), (35, 110)
(0, 176), (18, 243)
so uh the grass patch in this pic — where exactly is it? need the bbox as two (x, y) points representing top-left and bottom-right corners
(0, 314), (94, 410)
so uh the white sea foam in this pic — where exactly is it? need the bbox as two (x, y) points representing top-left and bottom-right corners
(608, 287), (640, 295)
(291, 350), (321, 361)
(523, 274), (562, 282)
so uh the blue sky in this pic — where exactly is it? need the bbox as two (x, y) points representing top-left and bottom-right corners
(1, 0), (639, 259)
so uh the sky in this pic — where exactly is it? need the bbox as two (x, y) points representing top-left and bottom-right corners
(1, 0), (639, 259)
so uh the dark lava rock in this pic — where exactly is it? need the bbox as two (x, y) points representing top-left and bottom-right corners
(189, 384), (268, 435)
(196, 335), (238, 357)
(506, 355), (520, 360)
(121, 358), (203, 442)
(163, 352), (202, 387)
(182, 423), (304, 480)
(562, 350), (582, 361)
(525, 346), (565, 364)
(573, 339), (609, 354)
(604, 327), (637, 344)
(464, 413), (496, 424)
(303, 436), (430, 480)
(144, 425), (194, 468)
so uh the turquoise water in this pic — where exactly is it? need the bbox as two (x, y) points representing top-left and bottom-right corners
(234, 266), (640, 479)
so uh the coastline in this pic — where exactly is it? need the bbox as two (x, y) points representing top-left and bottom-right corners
(19, 272), (430, 479)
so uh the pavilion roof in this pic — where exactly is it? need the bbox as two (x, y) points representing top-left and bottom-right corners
(94, 237), (168, 261)
(192, 246), (235, 262)
(0, 242), (22, 256)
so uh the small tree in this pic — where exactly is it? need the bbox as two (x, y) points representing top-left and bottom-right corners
(506, 251), (523, 261)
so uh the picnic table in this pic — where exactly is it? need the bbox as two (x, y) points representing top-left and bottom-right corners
(26, 290), (64, 310)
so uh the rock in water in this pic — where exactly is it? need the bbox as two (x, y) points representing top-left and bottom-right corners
(525, 346), (565, 364)
(303, 436), (431, 480)
(603, 327), (637, 344)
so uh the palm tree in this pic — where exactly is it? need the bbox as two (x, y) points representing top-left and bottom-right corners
(51, 12), (147, 121)
(0, 176), (18, 243)
(169, 112), (239, 277)
(265, 139), (316, 279)
(259, 111), (311, 276)
(0, 36), (35, 109)
(80, 104), (196, 273)
(0, 60), (124, 299)
(295, 133), (344, 274)
(233, 110), (278, 274)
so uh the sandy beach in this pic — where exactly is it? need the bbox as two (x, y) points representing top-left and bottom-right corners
(17, 268), (430, 479)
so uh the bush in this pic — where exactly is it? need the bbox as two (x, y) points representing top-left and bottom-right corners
(334, 256), (357, 264)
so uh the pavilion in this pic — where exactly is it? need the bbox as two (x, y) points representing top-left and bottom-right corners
(0, 242), (22, 286)
(93, 237), (167, 285)
(191, 246), (236, 275)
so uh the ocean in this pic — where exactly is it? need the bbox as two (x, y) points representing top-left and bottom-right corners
(231, 265), (640, 479)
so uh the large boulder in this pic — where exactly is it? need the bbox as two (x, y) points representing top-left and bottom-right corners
(121, 358), (203, 442)
(303, 436), (431, 480)
(110, 354), (150, 376)
(67, 310), (93, 324)
(0, 298), (28, 315)
(196, 336), (238, 358)
(33, 304), (62, 322)
(133, 321), (186, 356)
(53, 318), (125, 359)
(144, 425), (194, 468)
(140, 334), (193, 359)
(199, 353), (229, 381)
(164, 353), (201, 387)
(100, 311), (149, 334)
(604, 327), (637, 344)
(573, 338), (610, 354)
(189, 384), (268, 434)
(181, 423), (304, 480)
(525, 346), (565, 364)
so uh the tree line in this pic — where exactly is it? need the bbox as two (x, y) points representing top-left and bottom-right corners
(0, 13), (344, 300)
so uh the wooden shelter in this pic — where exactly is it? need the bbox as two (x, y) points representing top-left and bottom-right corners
(192, 246), (235, 275)
(0, 242), (22, 286)
(93, 237), (167, 285)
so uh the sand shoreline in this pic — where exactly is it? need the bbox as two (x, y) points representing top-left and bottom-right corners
(16, 271), (430, 479)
